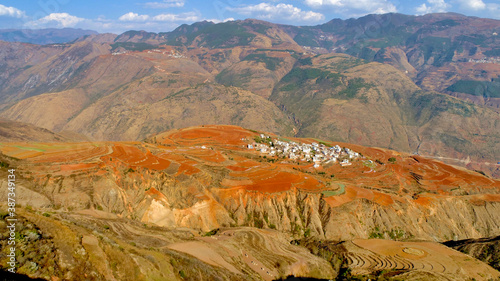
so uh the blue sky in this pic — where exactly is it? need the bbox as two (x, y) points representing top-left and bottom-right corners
(1, 0), (499, 33)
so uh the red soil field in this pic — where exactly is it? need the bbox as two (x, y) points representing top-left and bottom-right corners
(108, 144), (171, 171)
(182, 148), (226, 163)
(60, 163), (99, 172)
(227, 160), (261, 171)
(324, 186), (394, 207)
(224, 160), (324, 192)
(292, 175), (324, 191)
(227, 165), (249, 172)
(227, 164), (277, 179)
(413, 195), (434, 207)
(156, 152), (200, 176)
(243, 171), (302, 193)
(157, 125), (253, 148)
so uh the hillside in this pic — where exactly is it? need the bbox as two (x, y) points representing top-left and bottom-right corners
(281, 13), (500, 99)
(0, 125), (499, 280)
(444, 235), (500, 272)
(0, 119), (73, 142)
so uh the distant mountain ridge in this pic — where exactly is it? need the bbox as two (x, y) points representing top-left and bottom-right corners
(0, 28), (98, 44)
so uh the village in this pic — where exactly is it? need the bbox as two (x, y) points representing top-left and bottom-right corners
(247, 134), (361, 168)
(112, 48), (186, 58)
(465, 57), (500, 64)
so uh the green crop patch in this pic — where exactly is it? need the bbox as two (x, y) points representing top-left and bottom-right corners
(242, 54), (282, 71)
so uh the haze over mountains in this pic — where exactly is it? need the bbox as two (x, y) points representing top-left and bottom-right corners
(0, 28), (98, 45)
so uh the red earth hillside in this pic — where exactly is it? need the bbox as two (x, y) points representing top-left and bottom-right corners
(1, 124), (499, 204)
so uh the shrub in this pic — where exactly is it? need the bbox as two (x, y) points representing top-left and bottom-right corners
(203, 229), (219, 236)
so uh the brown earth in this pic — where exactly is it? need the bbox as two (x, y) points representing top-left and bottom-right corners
(0, 119), (76, 142)
(342, 238), (500, 280)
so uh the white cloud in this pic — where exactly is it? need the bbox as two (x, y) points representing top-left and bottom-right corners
(119, 12), (150, 21)
(304, 0), (340, 7)
(372, 6), (397, 14)
(26, 13), (84, 28)
(80, 17), (178, 34)
(88, 11), (200, 32)
(144, 0), (185, 9)
(416, 4), (432, 14)
(204, 17), (235, 24)
(485, 3), (500, 18)
(416, 0), (450, 15)
(119, 11), (199, 23)
(0, 4), (25, 18)
(229, 3), (324, 22)
(453, 0), (486, 10)
(153, 12), (200, 22)
(304, 0), (397, 15)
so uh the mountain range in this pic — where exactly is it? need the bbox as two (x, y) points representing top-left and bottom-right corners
(0, 13), (499, 179)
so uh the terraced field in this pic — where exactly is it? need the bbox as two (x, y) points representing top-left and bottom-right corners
(342, 239), (500, 280)
(169, 228), (335, 281)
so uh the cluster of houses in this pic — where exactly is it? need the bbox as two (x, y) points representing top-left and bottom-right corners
(466, 57), (500, 64)
(146, 49), (186, 58)
(112, 50), (128, 56)
(112, 49), (186, 59)
(318, 35), (334, 41)
(247, 134), (360, 168)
